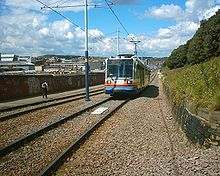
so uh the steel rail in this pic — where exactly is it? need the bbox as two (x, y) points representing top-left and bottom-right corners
(0, 89), (104, 122)
(37, 99), (129, 176)
(0, 97), (111, 158)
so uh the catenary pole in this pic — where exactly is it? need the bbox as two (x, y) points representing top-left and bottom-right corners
(117, 28), (119, 55)
(85, 0), (90, 101)
(130, 40), (140, 56)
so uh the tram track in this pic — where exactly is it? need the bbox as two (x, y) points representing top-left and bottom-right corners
(1, 94), (111, 150)
(0, 96), (129, 176)
(39, 75), (157, 176)
(0, 87), (104, 122)
(0, 98), (111, 157)
(0, 75), (156, 150)
(0, 75), (157, 175)
(37, 99), (129, 176)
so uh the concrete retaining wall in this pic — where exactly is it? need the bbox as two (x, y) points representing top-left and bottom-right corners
(163, 84), (220, 147)
(0, 73), (104, 102)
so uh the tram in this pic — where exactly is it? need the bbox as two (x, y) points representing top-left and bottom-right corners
(104, 54), (150, 96)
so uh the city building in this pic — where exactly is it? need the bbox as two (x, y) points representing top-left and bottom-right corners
(0, 53), (35, 73)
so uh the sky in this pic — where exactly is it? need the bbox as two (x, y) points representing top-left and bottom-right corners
(0, 0), (220, 57)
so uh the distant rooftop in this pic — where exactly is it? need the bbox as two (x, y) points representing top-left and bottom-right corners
(0, 54), (18, 62)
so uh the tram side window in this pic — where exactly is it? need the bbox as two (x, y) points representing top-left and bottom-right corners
(135, 64), (140, 80)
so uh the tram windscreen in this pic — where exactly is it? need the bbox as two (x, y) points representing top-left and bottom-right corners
(107, 59), (133, 78)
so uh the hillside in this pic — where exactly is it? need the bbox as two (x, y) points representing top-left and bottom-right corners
(165, 9), (220, 69)
(164, 58), (220, 111)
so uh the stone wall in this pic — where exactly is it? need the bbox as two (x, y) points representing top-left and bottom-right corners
(0, 73), (104, 102)
(163, 84), (220, 147)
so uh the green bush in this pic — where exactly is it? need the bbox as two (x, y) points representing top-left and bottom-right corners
(164, 58), (220, 111)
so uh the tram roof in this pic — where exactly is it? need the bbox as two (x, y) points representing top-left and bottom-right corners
(108, 54), (136, 60)
(117, 54), (134, 58)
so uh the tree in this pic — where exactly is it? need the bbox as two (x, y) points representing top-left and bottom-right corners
(166, 9), (220, 69)
(166, 43), (188, 69)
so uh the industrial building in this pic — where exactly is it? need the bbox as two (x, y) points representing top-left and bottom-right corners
(0, 53), (35, 73)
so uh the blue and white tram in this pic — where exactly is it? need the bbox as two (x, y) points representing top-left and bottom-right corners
(104, 54), (150, 96)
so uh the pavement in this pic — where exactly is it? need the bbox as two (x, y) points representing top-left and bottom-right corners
(0, 85), (104, 111)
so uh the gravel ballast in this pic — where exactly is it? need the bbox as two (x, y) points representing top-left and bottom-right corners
(0, 98), (125, 175)
(0, 94), (108, 148)
(55, 77), (220, 176)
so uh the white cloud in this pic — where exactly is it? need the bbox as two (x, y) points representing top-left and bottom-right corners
(144, 4), (184, 20)
(138, 34), (183, 56)
(66, 32), (74, 39)
(137, 20), (200, 56)
(182, 0), (220, 23)
(199, 5), (220, 20)
(0, 2), (109, 56)
(74, 27), (84, 39)
(158, 28), (172, 38)
(32, 18), (40, 28)
(39, 27), (49, 36)
(138, 0), (220, 56)
(143, 0), (219, 22)
(169, 21), (199, 37)
(4, 0), (40, 10)
(89, 29), (104, 38)
(0, 0), (219, 57)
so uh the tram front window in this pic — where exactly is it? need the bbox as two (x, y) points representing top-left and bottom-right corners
(107, 60), (133, 78)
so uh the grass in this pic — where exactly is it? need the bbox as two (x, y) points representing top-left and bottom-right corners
(163, 57), (220, 112)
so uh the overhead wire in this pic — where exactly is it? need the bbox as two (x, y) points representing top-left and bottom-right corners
(42, 5), (85, 9)
(36, 0), (136, 51)
(36, 0), (83, 29)
(35, 0), (105, 44)
(104, 0), (134, 41)
(42, 4), (111, 9)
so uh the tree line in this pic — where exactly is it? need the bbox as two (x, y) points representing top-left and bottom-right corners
(164, 9), (220, 69)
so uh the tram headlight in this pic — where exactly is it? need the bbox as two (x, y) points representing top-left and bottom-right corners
(106, 80), (111, 84)
(127, 80), (132, 84)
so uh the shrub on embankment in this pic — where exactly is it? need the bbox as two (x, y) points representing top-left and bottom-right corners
(163, 58), (220, 112)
